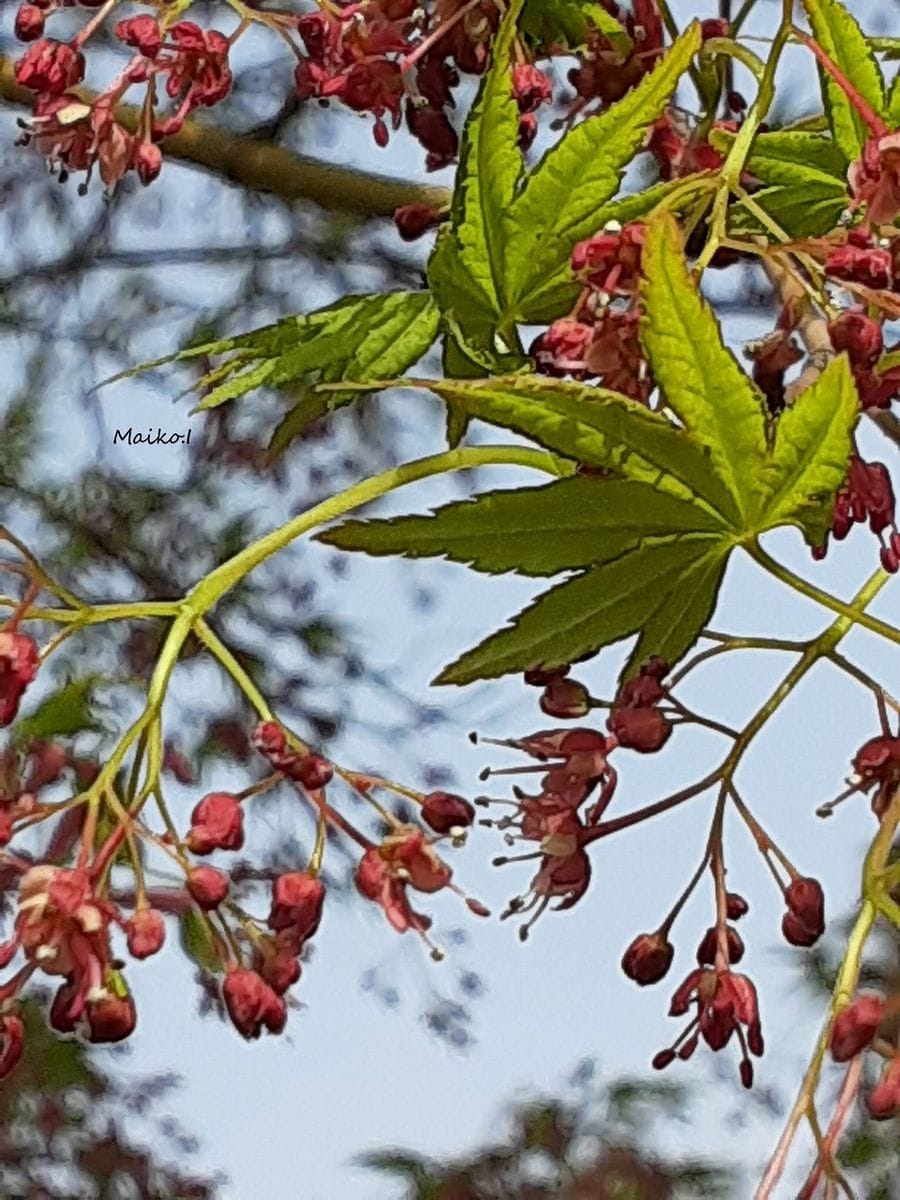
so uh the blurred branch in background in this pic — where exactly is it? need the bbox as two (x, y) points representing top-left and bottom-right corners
(0, 56), (451, 216)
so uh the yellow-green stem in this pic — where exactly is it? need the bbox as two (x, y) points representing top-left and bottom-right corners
(749, 546), (899, 647)
(184, 446), (564, 618)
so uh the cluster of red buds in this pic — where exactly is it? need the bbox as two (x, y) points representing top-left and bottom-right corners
(796, 29), (900, 230)
(294, 1), (460, 161)
(473, 658), (681, 940)
(0, 630), (494, 1077)
(0, 630), (39, 728)
(623, 868), (825, 1086)
(566, 0), (664, 111)
(820, 723), (900, 821)
(647, 111), (732, 181)
(653, 960), (763, 1090)
(813, 454), (900, 574)
(831, 992), (900, 1120)
(292, 0), (551, 167)
(531, 220), (652, 402)
(252, 721), (486, 962)
(473, 652), (837, 1089)
(12, 4), (235, 191)
(824, 304), (900, 413)
(825, 230), (900, 294)
(848, 131), (900, 228)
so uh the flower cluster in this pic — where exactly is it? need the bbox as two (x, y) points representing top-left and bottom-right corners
(567, 0), (663, 110)
(831, 993), (900, 1120)
(13, 6), (234, 191)
(475, 658), (680, 940)
(531, 221), (652, 402)
(0, 672), (491, 1075)
(821, 726), (900, 820)
(293, 0), (553, 163)
(814, 455), (900, 574)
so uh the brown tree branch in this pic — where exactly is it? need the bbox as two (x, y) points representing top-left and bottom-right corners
(763, 254), (900, 454)
(0, 58), (451, 217)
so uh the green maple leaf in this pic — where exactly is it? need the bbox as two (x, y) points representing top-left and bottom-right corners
(800, 0), (887, 162)
(319, 216), (859, 687)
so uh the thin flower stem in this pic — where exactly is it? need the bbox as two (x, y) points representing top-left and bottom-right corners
(665, 695), (739, 739)
(185, 445), (564, 617)
(694, 0), (794, 273)
(827, 651), (900, 714)
(797, 1056), (862, 1200)
(0, 596), (180, 624)
(308, 810), (328, 877)
(728, 783), (798, 878)
(755, 784), (900, 1197)
(193, 618), (275, 722)
(400, 0), (494, 73)
(585, 769), (721, 841)
(0, 526), (84, 609)
(748, 544), (900, 647)
(730, 0), (762, 37)
(710, 791), (730, 970)
(668, 634), (803, 687)
(660, 842), (712, 935)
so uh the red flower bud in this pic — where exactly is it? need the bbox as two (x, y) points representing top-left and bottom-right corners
(825, 243), (893, 289)
(268, 872), (325, 943)
(867, 1056), (900, 1120)
(222, 968), (286, 1039)
(700, 17), (730, 39)
(186, 866), (229, 910)
(15, 38), (84, 94)
(726, 892), (749, 920)
(695, 925), (745, 966)
(115, 15), (162, 58)
(621, 931), (674, 985)
(783, 876), (825, 946)
(187, 792), (244, 855)
(0, 1014), (24, 1080)
(252, 720), (287, 762)
(609, 705), (672, 753)
(86, 989), (137, 1043)
(133, 140), (162, 186)
(0, 631), (39, 726)
(829, 311), (883, 370)
(652, 1048), (676, 1070)
(512, 64), (552, 114)
(126, 908), (166, 959)
(830, 994), (886, 1062)
(393, 204), (441, 241)
(420, 791), (475, 835)
(282, 753), (333, 790)
(49, 981), (82, 1032)
(540, 676), (590, 719)
(14, 4), (45, 41)
(256, 948), (301, 995)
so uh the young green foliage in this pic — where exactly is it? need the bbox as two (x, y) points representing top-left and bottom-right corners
(711, 128), (849, 237)
(433, 535), (728, 684)
(504, 23), (702, 320)
(801, 0), (887, 162)
(640, 213), (769, 522)
(757, 355), (858, 546)
(520, 0), (631, 53)
(427, 0), (524, 364)
(321, 213), (858, 687)
(106, 292), (439, 455)
(319, 477), (726, 577)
